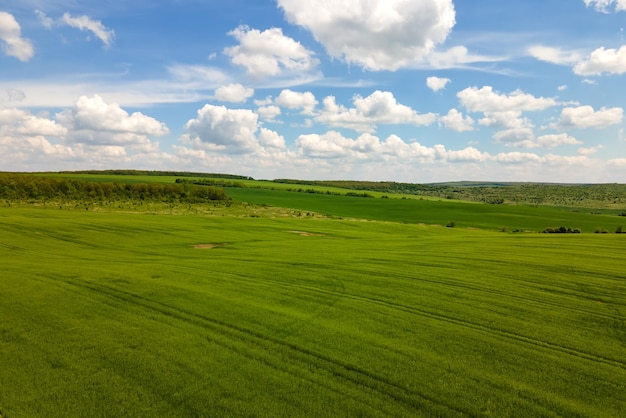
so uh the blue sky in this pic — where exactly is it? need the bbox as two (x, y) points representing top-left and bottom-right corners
(2, 0), (626, 182)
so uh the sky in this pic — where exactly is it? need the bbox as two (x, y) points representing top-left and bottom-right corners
(2, 0), (626, 182)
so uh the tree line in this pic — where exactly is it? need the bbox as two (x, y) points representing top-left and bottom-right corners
(59, 169), (253, 180)
(0, 173), (229, 203)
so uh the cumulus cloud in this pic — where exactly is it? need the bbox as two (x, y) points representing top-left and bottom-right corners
(493, 128), (536, 147)
(574, 46), (626, 75)
(478, 111), (532, 130)
(295, 130), (489, 165)
(182, 105), (260, 153)
(224, 25), (319, 78)
(61, 13), (115, 47)
(458, 86), (557, 113)
(583, 0), (626, 13)
(0, 108), (73, 168)
(427, 76), (451, 92)
(316, 91), (437, 133)
(528, 44), (626, 77)
(256, 105), (282, 123)
(555, 105), (623, 129)
(439, 109), (474, 132)
(181, 104), (286, 154)
(492, 129), (581, 149)
(56, 95), (169, 147)
(535, 133), (582, 148)
(578, 145), (604, 155)
(0, 108), (67, 138)
(0, 12), (34, 61)
(277, 0), (456, 71)
(258, 128), (286, 149)
(275, 89), (318, 115)
(214, 84), (254, 103)
(493, 151), (544, 164)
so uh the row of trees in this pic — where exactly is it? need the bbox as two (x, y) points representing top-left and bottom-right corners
(61, 169), (253, 180)
(0, 174), (229, 203)
(272, 179), (626, 209)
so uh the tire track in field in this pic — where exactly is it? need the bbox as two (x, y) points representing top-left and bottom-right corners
(176, 264), (626, 372)
(56, 276), (471, 417)
(132, 257), (626, 370)
(353, 265), (624, 324)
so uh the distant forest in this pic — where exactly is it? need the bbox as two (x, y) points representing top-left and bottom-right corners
(273, 179), (626, 209)
(0, 173), (229, 203)
(59, 169), (253, 180)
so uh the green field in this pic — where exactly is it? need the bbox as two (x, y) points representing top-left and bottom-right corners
(1, 175), (626, 417)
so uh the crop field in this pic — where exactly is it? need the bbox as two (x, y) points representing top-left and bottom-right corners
(1, 175), (626, 417)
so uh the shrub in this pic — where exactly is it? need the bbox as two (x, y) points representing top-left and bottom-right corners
(446, 221), (456, 228)
(542, 226), (581, 234)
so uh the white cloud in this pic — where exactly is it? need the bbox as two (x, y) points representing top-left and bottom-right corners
(258, 128), (286, 149)
(277, 0), (456, 71)
(493, 130), (580, 150)
(427, 76), (451, 92)
(294, 130), (489, 163)
(558, 85), (568, 91)
(167, 64), (231, 89)
(555, 105), (623, 129)
(296, 131), (355, 158)
(0, 12), (34, 61)
(574, 46), (626, 75)
(57, 95), (168, 135)
(61, 13), (115, 47)
(439, 109), (474, 132)
(35, 10), (54, 29)
(181, 104), (286, 154)
(578, 145), (604, 155)
(584, 0), (626, 13)
(56, 95), (168, 148)
(446, 146), (490, 163)
(256, 105), (282, 123)
(528, 45), (583, 65)
(493, 151), (544, 164)
(316, 91), (437, 133)
(224, 26), (319, 78)
(214, 84), (254, 103)
(182, 105), (260, 153)
(478, 111), (532, 130)
(458, 86), (557, 113)
(275, 89), (318, 115)
(423, 45), (502, 69)
(493, 128), (535, 147)
(0, 108), (67, 138)
(536, 133), (582, 148)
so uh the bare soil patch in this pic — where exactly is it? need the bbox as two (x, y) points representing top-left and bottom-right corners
(287, 230), (325, 237)
(192, 243), (224, 249)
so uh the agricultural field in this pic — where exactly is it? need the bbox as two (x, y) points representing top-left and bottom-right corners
(1, 173), (625, 417)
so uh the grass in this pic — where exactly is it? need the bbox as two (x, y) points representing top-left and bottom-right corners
(1, 205), (625, 417)
(225, 186), (626, 233)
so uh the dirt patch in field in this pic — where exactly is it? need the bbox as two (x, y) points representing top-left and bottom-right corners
(192, 243), (224, 249)
(287, 230), (325, 237)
